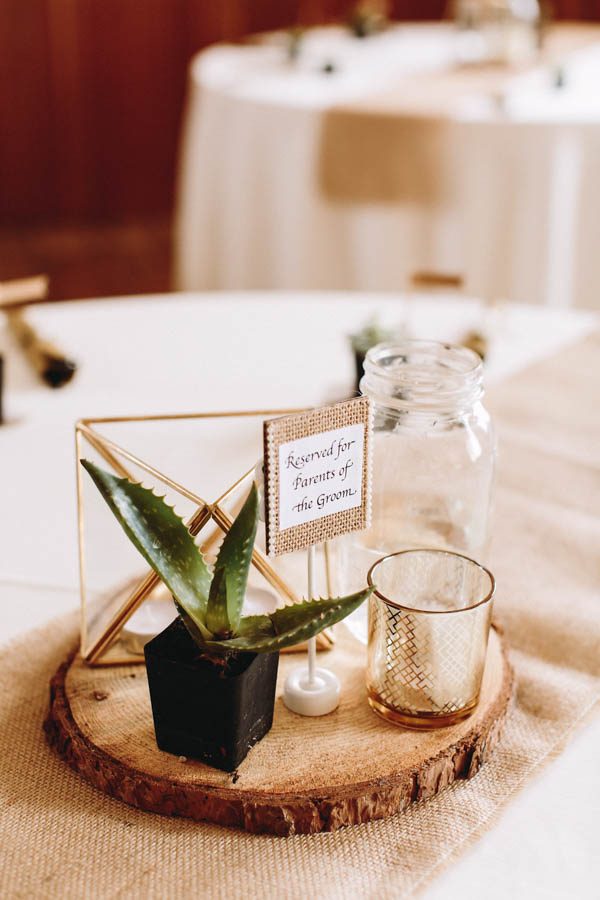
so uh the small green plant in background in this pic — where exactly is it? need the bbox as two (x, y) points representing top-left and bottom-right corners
(349, 318), (395, 358)
(349, 317), (396, 393)
(82, 461), (372, 655)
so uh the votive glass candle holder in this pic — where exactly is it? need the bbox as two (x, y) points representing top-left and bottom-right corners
(366, 549), (495, 729)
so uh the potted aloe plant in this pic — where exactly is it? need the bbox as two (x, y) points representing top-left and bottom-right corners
(82, 461), (372, 772)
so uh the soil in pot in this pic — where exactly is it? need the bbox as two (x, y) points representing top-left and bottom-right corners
(144, 617), (279, 772)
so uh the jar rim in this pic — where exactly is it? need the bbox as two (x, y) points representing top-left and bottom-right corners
(367, 548), (495, 615)
(364, 340), (482, 379)
(361, 339), (484, 413)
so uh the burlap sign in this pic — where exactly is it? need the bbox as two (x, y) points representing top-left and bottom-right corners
(263, 397), (372, 556)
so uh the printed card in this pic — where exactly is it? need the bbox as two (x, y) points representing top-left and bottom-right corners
(263, 397), (372, 556)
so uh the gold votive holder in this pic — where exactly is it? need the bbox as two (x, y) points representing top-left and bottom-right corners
(366, 549), (495, 729)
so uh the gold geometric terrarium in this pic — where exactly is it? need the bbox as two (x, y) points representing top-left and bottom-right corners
(75, 410), (336, 666)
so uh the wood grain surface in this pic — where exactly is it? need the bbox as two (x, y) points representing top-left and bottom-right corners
(45, 625), (513, 835)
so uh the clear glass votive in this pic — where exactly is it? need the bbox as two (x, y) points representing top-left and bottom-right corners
(367, 549), (495, 729)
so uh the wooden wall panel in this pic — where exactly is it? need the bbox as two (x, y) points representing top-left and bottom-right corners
(0, 1), (596, 226)
(557, 1), (600, 16)
(76, 0), (185, 219)
(0, 0), (55, 221)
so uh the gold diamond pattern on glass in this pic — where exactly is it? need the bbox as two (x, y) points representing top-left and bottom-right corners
(367, 550), (495, 729)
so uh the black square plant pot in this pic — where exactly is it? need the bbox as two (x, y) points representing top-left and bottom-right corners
(144, 617), (279, 772)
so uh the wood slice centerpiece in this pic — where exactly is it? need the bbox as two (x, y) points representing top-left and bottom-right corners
(45, 626), (513, 836)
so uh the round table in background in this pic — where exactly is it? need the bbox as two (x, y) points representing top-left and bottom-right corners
(175, 23), (600, 309)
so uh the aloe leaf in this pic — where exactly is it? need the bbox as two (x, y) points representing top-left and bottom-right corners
(81, 460), (212, 632)
(205, 483), (258, 637)
(204, 588), (373, 654)
(174, 601), (213, 645)
(205, 566), (230, 637)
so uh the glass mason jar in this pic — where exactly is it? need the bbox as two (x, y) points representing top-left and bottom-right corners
(339, 340), (496, 635)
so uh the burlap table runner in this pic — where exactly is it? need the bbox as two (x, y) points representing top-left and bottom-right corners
(1, 333), (599, 899)
(319, 24), (600, 204)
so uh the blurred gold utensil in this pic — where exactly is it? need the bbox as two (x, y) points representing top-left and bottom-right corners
(7, 308), (77, 387)
(410, 271), (463, 290)
(1, 275), (77, 388)
(0, 274), (49, 309)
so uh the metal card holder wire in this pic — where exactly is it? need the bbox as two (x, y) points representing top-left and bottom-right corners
(75, 410), (335, 666)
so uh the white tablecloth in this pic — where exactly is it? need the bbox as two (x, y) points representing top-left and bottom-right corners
(1, 291), (598, 898)
(175, 24), (600, 309)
